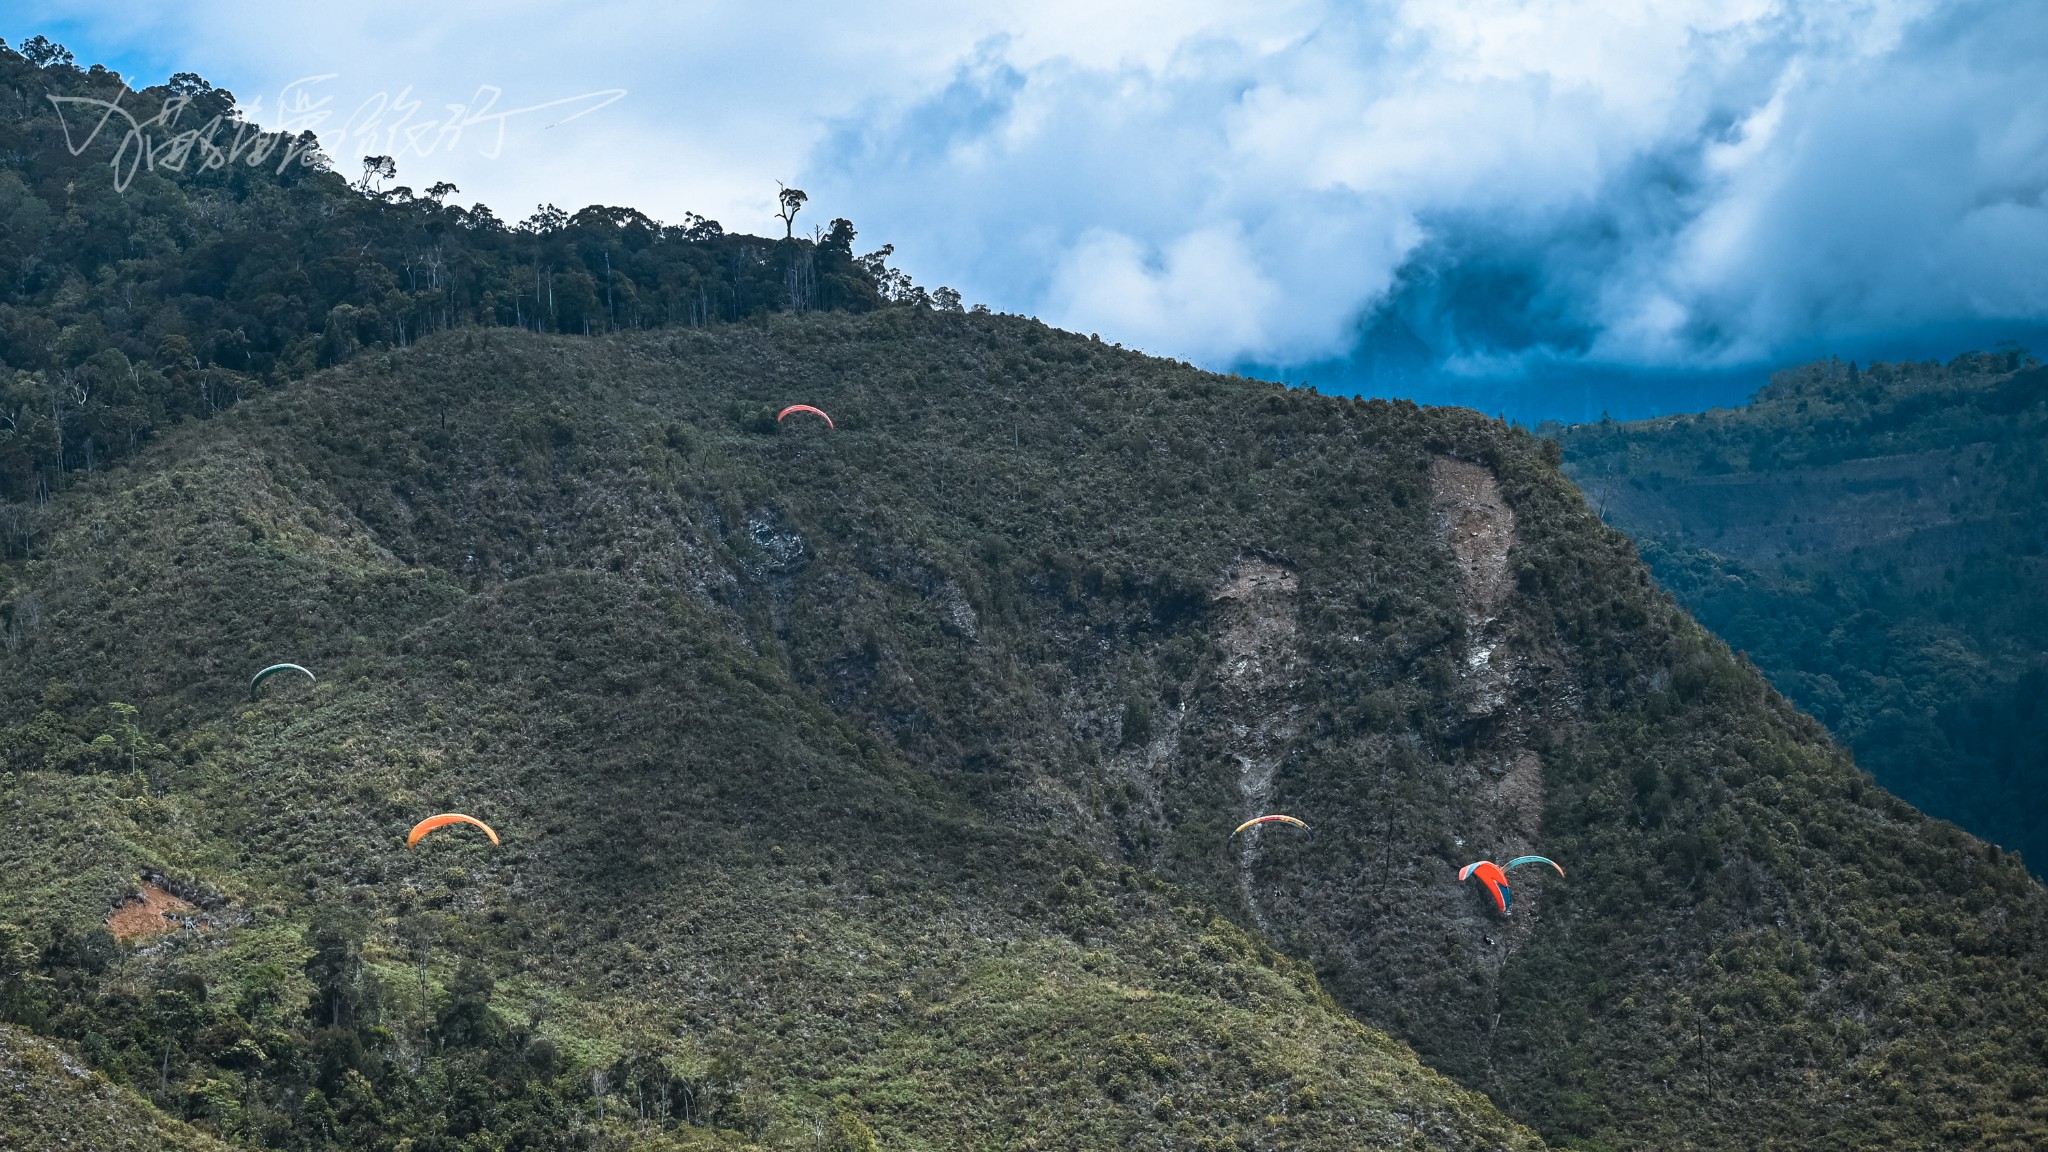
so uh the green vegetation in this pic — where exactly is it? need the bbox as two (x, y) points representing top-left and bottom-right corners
(0, 315), (1554, 1147)
(1, 1024), (230, 1151)
(1558, 353), (2048, 869)
(2, 31), (2047, 1152)
(0, 35), (926, 512)
(1, 310), (2044, 1150)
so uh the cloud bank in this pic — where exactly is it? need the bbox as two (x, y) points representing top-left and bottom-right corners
(812, 0), (2048, 407)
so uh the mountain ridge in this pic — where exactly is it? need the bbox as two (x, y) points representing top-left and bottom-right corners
(3, 316), (1558, 1150)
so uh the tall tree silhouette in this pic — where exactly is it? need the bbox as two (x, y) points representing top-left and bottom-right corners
(776, 184), (808, 239)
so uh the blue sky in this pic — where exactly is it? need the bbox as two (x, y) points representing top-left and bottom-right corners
(12, 1), (2048, 421)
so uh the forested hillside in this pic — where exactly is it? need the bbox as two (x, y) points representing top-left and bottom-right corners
(4, 33), (2048, 1152)
(0, 34), (920, 515)
(2, 313), (2045, 1150)
(1559, 353), (2048, 870)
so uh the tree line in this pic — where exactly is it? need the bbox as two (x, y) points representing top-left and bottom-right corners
(0, 35), (959, 512)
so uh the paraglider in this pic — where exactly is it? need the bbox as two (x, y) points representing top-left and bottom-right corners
(1460, 855), (1565, 913)
(1232, 814), (1312, 837)
(406, 814), (500, 848)
(777, 404), (835, 429)
(249, 663), (315, 700)
(1460, 860), (1514, 913)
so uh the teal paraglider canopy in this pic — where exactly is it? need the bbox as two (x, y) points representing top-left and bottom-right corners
(250, 663), (315, 700)
(1505, 855), (1565, 877)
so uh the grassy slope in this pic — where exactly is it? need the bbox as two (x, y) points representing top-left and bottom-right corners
(1, 318), (1540, 1146)
(3, 314), (2046, 1150)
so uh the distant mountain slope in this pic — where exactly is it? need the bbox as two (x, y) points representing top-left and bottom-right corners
(1558, 353), (2048, 871)
(3, 315), (2046, 1150)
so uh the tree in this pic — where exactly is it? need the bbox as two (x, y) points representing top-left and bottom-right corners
(357, 155), (396, 195)
(0, 923), (50, 1027)
(519, 203), (569, 234)
(435, 959), (501, 1048)
(304, 903), (373, 1029)
(860, 245), (915, 303)
(776, 184), (808, 239)
(18, 36), (76, 68)
(825, 1103), (881, 1152)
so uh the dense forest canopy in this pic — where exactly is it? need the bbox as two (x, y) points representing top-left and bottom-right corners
(0, 34), (950, 518)
(1560, 351), (2048, 870)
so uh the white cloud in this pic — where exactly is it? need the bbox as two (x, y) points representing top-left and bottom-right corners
(813, 0), (2046, 375)
(18, 0), (2048, 383)
(17, 1), (1301, 230)
(1047, 227), (1276, 360)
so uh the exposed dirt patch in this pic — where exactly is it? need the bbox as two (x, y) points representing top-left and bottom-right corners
(1432, 456), (1518, 720)
(1210, 556), (1305, 929)
(1431, 456), (1517, 619)
(1213, 557), (1302, 804)
(105, 882), (201, 942)
(1430, 459), (1557, 916)
(1488, 750), (1546, 850)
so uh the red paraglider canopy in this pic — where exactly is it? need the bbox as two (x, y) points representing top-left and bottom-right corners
(777, 404), (835, 429)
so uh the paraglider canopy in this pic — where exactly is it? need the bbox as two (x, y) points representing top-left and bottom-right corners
(1505, 855), (1565, 877)
(407, 813), (500, 848)
(1459, 860), (1513, 913)
(777, 404), (835, 429)
(250, 663), (315, 700)
(1232, 814), (1311, 837)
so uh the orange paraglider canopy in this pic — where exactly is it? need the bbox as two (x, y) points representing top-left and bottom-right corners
(777, 404), (835, 428)
(406, 813), (500, 848)
(1459, 860), (1512, 913)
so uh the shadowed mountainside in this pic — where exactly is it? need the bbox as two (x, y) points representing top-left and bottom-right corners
(1559, 353), (2048, 873)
